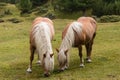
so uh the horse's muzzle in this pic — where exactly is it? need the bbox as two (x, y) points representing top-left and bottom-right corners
(44, 72), (50, 77)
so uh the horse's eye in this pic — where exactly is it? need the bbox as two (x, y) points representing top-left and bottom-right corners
(50, 53), (54, 58)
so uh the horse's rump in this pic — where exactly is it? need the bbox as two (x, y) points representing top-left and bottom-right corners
(77, 17), (97, 42)
(77, 17), (97, 31)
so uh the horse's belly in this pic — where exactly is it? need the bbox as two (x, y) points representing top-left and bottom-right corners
(74, 36), (85, 47)
(74, 33), (91, 47)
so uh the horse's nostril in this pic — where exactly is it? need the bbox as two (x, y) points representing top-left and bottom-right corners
(44, 73), (50, 77)
(59, 69), (64, 72)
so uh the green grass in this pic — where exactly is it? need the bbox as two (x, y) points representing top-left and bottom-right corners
(0, 18), (120, 80)
(0, 3), (120, 80)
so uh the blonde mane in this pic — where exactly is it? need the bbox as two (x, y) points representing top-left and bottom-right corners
(60, 21), (83, 51)
(32, 22), (53, 61)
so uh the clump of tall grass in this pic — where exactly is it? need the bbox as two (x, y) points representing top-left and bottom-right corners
(100, 15), (120, 23)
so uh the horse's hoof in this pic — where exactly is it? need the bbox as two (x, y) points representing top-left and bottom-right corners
(86, 59), (92, 63)
(26, 68), (32, 73)
(80, 64), (84, 68)
(44, 73), (50, 77)
(58, 68), (64, 72)
(60, 69), (64, 72)
(61, 67), (66, 71)
(64, 65), (68, 70)
(36, 60), (41, 65)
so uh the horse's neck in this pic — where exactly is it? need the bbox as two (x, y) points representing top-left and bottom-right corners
(60, 26), (74, 51)
(34, 23), (53, 60)
(40, 26), (52, 53)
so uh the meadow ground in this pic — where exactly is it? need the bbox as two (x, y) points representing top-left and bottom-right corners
(0, 17), (120, 80)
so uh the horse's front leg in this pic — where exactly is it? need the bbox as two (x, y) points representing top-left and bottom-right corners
(64, 62), (69, 70)
(78, 45), (84, 67)
(27, 46), (35, 73)
(36, 53), (41, 65)
(59, 59), (69, 71)
(64, 51), (70, 70)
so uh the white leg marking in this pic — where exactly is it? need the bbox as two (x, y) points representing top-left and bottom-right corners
(87, 59), (92, 63)
(80, 63), (84, 68)
(36, 60), (41, 65)
(27, 68), (32, 73)
(64, 65), (68, 70)
(60, 67), (65, 71)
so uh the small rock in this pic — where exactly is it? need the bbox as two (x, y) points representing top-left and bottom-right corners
(0, 19), (4, 23)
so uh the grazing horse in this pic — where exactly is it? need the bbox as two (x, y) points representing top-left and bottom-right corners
(56, 17), (97, 71)
(27, 17), (55, 77)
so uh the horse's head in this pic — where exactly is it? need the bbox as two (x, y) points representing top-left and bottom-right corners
(56, 49), (68, 71)
(42, 53), (54, 77)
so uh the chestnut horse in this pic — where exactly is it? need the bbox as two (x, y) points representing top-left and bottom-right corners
(56, 17), (97, 71)
(27, 17), (55, 77)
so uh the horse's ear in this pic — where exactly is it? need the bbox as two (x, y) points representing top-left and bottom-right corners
(50, 53), (54, 58)
(56, 48), (59, 53)
(64, 49), (68, 56)
(43, 54), (46, 58)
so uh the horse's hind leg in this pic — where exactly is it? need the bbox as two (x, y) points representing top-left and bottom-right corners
(27, 45), (35, 73)
(78, 45), (84, 67)
(85, 42), (92, 63)
(85, 33), (96, 63)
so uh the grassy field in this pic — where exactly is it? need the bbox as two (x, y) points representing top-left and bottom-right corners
(0, 18), (120, 80)
(0, 4), (120, 80)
